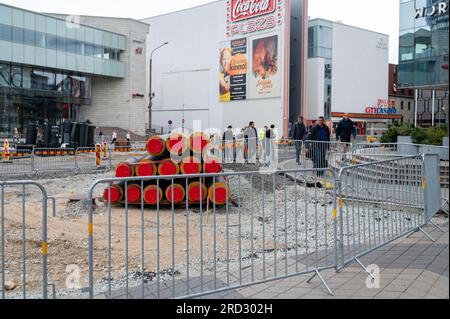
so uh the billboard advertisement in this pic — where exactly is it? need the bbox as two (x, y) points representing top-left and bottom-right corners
(219, 33), (280, 102)
(219, 38), (248, 102)
(248, 34), (280, 99)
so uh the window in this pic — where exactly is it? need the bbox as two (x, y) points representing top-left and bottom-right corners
(0, 24), (12, 42)
(67, 39), (77, 54)
(401, 101), (404, 110)
(85, 44), (94, 56)
(36, 31), (45, 48)
(408, 102), (411, 111)
(24, 29), (36, 46)
(57, 36), (66, 52)
(12, 26), (23, 44)
(46, 34), (57, 50)
(0, 63), (10, 87)
(94, 46), (103, 58)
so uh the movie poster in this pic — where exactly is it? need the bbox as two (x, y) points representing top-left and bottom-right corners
(248, 34), (281, 99)
(219, 38), (248, 102)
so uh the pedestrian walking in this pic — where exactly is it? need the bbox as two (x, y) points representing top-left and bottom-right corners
(335, 113), (355, 159)
(290, 116), (307, 165)
(265, 124), (276, 166)
(245, 122), (258, 164)
(309, 117), (331, 176)
(223, 125), (235, 163)
(111, 131), (117, 146)
(126, 132), (131, 146)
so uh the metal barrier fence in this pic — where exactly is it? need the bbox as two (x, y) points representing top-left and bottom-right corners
(33, 148), (77, 173)
(0, 180), (50, 299)
(0, 147), (114, 177)
(336, 155), (440, 272)
(0, 153), (445, 299)
(87, 169), (339, 298)
(0, 150), (33, 178)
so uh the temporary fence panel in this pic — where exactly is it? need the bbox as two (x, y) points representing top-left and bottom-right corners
(33, 148), (76, 172)
(0, 181), (49, 299)
(76, 147), (100, 170)
(0, 150), (33, 178)
(336, 156), (426, 269)
(86, 169), (338, 299)
(422, 154), (441, 222)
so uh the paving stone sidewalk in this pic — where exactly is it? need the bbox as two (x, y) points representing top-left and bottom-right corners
(198, 219), (449, 300)
(103, 217), (448, 300)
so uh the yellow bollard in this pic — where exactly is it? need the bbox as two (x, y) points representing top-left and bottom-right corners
(102, 142), (107, 159)
(3, 139), (10, 162)
(95, 144), (101, 167)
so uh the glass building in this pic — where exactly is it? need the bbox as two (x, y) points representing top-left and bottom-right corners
(0, 3), (126, 136)
(399, 0), (449, 88)
(399, 0), (449, 126)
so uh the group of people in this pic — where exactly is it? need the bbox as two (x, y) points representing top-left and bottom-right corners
(222, 121), (277, 166)
(290, 114), (356, 175)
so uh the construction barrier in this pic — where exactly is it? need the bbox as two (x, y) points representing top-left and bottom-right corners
(83, 155), (442, 299)
(0, 181), (51, 299)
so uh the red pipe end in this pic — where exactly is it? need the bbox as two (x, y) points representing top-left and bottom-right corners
(181, 158), (202, 175)
(166, 184), (186, 204)
(158, 161), (179, 176)
(115, 163), (133, 178)
(167, 134), (188, 155)
(190, 133), (210, 154)
(147, 136), (166, 156)
(127, 185), (141, 203)
(144, 186), (162, 205)
(204, 158), (222, 174)
(208, 183), (230, 205)
(188, 182), (207, 203)
(103, 186), (123, 203)
(136, 161), (156, 177)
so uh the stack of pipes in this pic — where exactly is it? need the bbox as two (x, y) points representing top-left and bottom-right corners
(103, 132), (231, 207)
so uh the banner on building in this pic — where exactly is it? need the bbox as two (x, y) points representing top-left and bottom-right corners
(219, 38), (248, 102)
(248, 34), (280, 99)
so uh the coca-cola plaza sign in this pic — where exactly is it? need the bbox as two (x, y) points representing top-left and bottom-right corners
(231, 0), (276, 22)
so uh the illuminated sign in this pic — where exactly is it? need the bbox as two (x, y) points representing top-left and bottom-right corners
(415, 2), (448, 19)
(365, 99), (398, 115)
(231, 0), (276, 22)
(227, 0), (282, 37)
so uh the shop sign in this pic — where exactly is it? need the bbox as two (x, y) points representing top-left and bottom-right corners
(365, 99), (398, 115)
(227, 0), (282, 37)
(415, 2), (448, 19)
(231, 0), (276, 22)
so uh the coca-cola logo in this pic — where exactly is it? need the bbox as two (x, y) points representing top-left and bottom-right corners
(231, 0), (276, 22)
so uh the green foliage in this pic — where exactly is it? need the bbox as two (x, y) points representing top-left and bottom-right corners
(426, 125), (448, 146)
(380, 124), (448, 145)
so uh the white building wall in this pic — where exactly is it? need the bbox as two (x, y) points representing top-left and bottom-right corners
(142, 1), (286, 134)
(331, 23), (389, 115)
(306, 57), (325, 120)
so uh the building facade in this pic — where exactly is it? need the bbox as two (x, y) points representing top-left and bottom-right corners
(389, 63), (416, 124)
(398, 0), (449, 126)
(0, 3), (148, 137)
(141, 0), (308, 138)
(306, 19), (393, 136)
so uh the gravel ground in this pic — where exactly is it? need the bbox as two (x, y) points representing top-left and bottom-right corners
(2, 163), (448, 299)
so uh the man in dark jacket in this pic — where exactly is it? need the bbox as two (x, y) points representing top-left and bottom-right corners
(291, 116), (307, 165)
(335, 113), (355, 159)
(309, 117), (331, 176)
(245, 121), (259, 164)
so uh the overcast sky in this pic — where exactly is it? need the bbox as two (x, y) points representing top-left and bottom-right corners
(1, 0), (400, 63)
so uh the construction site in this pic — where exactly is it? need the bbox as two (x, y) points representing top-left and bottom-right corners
(1, 131), (448, 299)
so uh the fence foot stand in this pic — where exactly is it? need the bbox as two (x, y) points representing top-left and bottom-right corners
(429, 221), (445, 233)
(354, 257), (375, 280)
(407, 227), (435, 242)
(306, 270), (334, 296)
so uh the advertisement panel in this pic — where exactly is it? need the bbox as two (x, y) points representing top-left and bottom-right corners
(219, 38), (248, 102)
(248, 33), (281, 99)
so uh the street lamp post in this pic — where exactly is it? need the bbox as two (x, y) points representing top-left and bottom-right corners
(148, 42), (169, 133)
